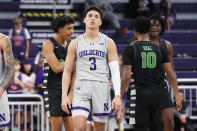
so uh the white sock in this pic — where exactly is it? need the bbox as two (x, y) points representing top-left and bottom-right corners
(119, 122), (124, 130)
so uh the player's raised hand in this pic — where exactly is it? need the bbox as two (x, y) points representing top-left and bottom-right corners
(61, 96), (72, 114)
(112, 95), (121, 114)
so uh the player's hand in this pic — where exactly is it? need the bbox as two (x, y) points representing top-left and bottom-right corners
(61, 96), (72, 114)
(175, 93), (182, 111)
(0, 88), (4, 99)
(179, 114), (187, 123)
(112, 95), (121, 114)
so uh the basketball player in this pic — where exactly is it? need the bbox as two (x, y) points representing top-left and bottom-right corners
(61, 6), (121, 131)
(121, 17), (182, 131)
(149, 14), (178, 131)
(0, 33), (14, 130)
(42, 16), (74, 131)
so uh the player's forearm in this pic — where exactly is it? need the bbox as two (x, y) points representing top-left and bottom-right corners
(121, 77), (130, 97)
(167, 73), (179, 96)
(68, 69), (76, 97)
(53, 62), (65, 73)
(62, 71), (72, 97)
(109, 61), (121, 96)
(1, 66), (14, 91)
(67, 84), (74, 99)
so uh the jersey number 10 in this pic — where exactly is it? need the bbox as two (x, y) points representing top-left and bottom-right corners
(141, 52), (156, 68)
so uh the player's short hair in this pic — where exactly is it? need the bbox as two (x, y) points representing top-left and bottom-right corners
(149, 14), (166, 35)
(51, 15), (75, 33)
(134, 17), (151, 34)
(83, 5), (103, 20)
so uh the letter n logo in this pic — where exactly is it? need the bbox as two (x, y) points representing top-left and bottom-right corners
(104, 103), (108, 111)
(0, 113), (6, 122)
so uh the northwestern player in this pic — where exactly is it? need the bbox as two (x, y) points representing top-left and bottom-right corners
(121, 17), (182, 131)
(0, 33), (14, 130)
(42, 16), (74, 131)
(61, 6), (121, 131)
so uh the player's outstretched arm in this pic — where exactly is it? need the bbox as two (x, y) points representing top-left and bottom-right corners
(107, 37), (121, 113)
(61, 38), (77, 114)
(42, 40), (65, 73)
(0, 35), (14, 98)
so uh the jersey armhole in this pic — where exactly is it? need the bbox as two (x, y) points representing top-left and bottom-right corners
(76, 37), (79, 54)
(105, 36), (108, 51)
(160, 39), (169, 54)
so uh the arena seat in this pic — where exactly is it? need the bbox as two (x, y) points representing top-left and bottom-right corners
(0, 1), (19, 12)
(176, 71), (197, 78)
(174, 57), (197, 70)
(173, 3), (197, 13)
(29, 44), (39, 57)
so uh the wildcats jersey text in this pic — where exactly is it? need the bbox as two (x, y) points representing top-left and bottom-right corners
(76, 33), (109, 82)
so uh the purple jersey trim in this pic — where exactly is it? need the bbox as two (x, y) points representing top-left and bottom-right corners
(0, 120), (12, 128)
(76, 37), (79, 51)
(72, 106), (90, 112)
(93, 112), (112, 116)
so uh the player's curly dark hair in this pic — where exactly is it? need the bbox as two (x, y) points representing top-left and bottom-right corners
(83, 5), (103, 20)
(133, 17), (151, 34)
(51, 15), (75, 33)
(149, 14), (166, 35)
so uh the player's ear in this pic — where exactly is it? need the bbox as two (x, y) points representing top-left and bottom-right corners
(83, 18), (86, 24)
(58, 27), (62, 33)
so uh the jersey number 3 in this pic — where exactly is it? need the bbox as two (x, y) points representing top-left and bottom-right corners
(89, 57), (96, 70)
(141, 52), (156, 68)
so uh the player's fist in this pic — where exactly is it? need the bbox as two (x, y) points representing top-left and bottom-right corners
(61, 96), (72, 114)
(112, 95), (121, 114)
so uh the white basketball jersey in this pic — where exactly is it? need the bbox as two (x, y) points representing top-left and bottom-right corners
(76, 33), (109, 82)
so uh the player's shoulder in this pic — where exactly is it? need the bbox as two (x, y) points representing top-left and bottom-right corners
(129, 40), (137, 47)
(42, 39), (55, 52)
(106, 36), (114, 43)
(67, 37), (78, 50)
(0, 33), (11, 50)
(164, 40), (172, 46)
(69, 37), (78, 46)
(42, 39), (53, 47)
(0, 33), (9, 45)
(161, 39), (172, 50)
(103, 33), (115, 47)
(160, 39), (171, 45)
(0, 33), (8, 40)
(71, 37), (78, 43)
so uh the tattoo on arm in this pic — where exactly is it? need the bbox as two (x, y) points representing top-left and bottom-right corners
(0, 37), (14, 91)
